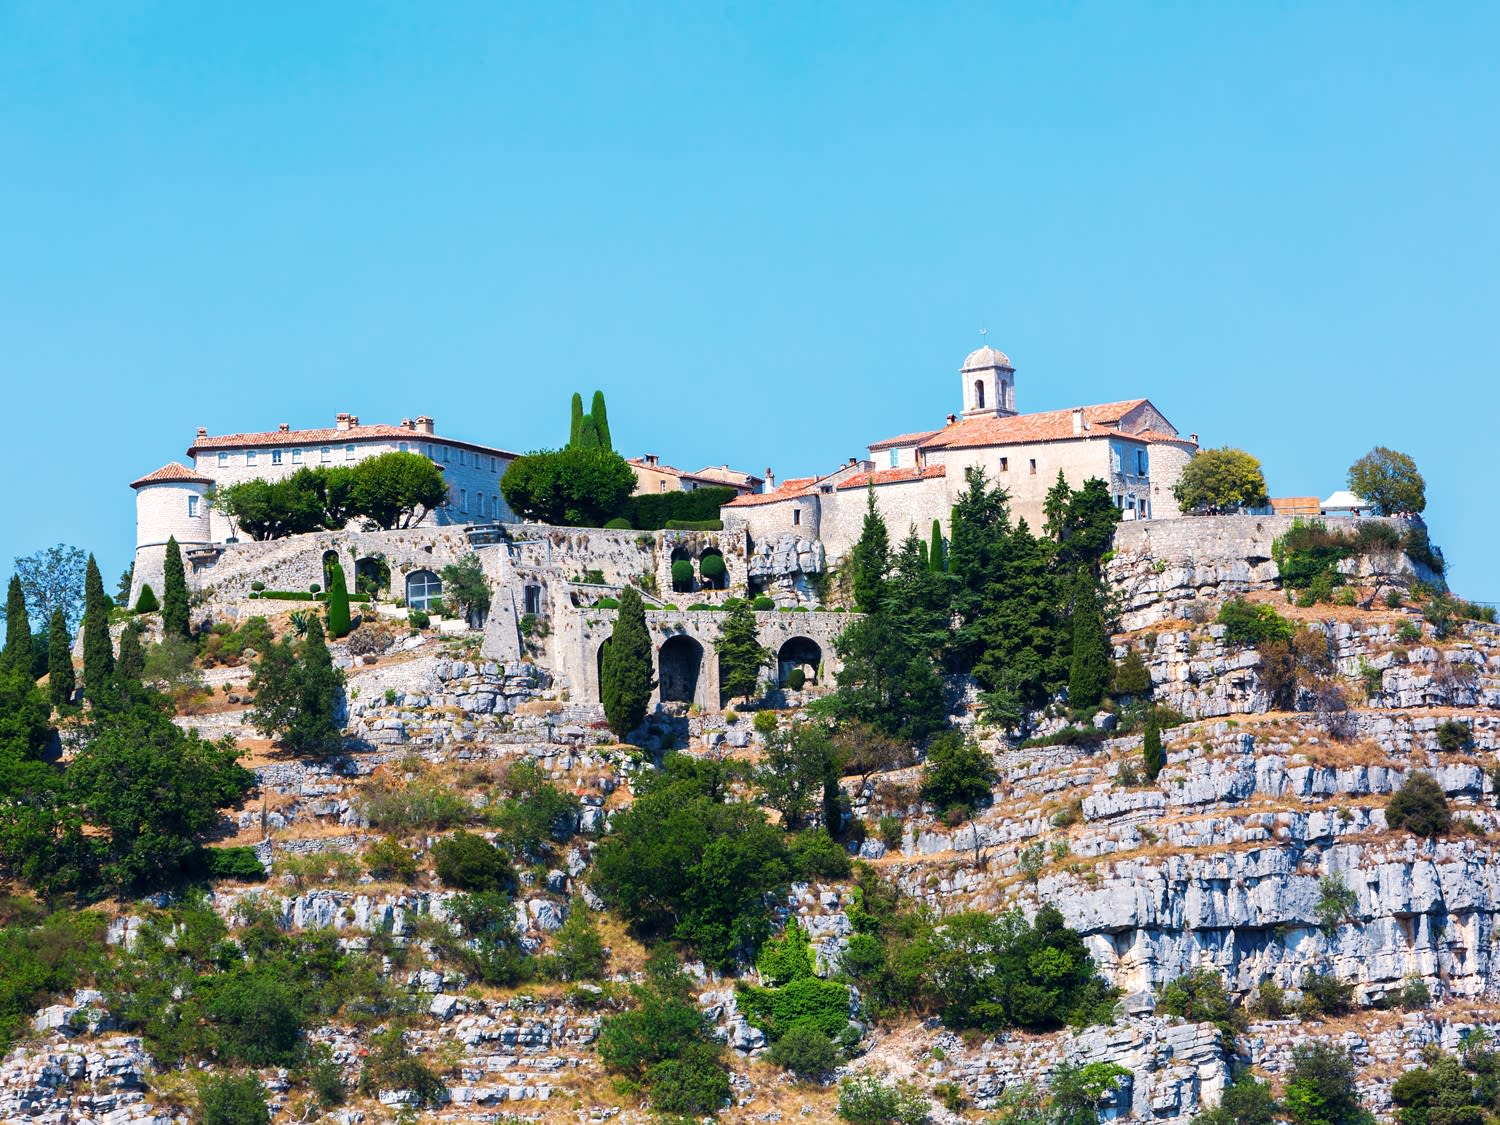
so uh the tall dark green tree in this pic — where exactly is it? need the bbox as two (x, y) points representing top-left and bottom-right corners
(601, 587), (655, 739)
(1142, 706), (1165, 781)
(2, 576), (30, 674)
(888, 530), (951, 659)
(569, 392), (585, 446)
(116, 623), (145, 683)
(715, 599), (769, 705)
(848, 487), (891, 613)
(1067, 572), (1111, 715)
(81, 554), (114, 698)
(162, 536), (190, 638)
(1053, 478), (1122, 579)
(590, 390), (612, 451)
(46, 608), (74, 708)
(929, 519), (945, 574)
(248, 617), (345, 755)
(324, 560), (352, 638)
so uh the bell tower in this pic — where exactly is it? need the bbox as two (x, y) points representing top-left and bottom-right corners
(960, 343), (1016, 419)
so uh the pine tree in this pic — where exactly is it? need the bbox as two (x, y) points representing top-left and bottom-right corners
(848, 487), (890, 614)
(1143, 706), (1165, 781)
(715, 598), (770, 705)
(589, 390), (612, 452)
(3, 575), (30, 674)
(1067, 572), (1110, 715)
(81, 554), (114, 697)
(600, 587), (654, 740)
(929, 519), (945, 574)
(324, 559), (352, 638)
(162, 536), (190, 638)
(117, 622), (145, 682)
(47, 607), (75, 708)
(569, 392), (585, 447)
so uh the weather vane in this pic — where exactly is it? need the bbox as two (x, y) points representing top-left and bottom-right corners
(979, 327), (988, 344)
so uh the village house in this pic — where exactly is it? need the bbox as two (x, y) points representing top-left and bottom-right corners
(627, 454), (763, 496)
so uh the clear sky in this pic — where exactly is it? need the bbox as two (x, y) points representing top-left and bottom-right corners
(2, 3), (1496, 598)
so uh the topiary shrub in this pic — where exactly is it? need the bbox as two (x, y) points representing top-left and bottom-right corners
(604, 517), (631, 529)
(133, 585), (160, 613)
(250, 580), (266, 592)
(753, 595), (776, 610)
(700, 553), (727, 587)
(593, 597), (620, 609)
(671, 559), (694, 592)
(787, 667), (806, 690)
(1386, 772), (1451, 837)
(431, 831), (513, 891)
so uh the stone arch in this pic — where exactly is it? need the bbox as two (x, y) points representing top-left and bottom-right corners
(321, 549), (341, 588)
(777, 636), (822, 687)
(974, 379), (985, 409)
(355, 556), (390, 597)
(405, 568), (443, 611)
(658, 634), (704, 704)
(698, 546), (727, 590)
(670, 545), (697, 593)
(595, 639), (610, 699)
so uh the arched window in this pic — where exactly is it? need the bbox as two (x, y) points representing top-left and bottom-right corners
(974, 380), (985, 409)
(406, 569), (443, 611)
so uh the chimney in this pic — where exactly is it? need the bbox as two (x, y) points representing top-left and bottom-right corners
(415, 416), (435, 435)
(400, 418), (414, 431)
(349, 415), (359, 428)
(335, 412), (351, 432)
(765, 467), (775, 492)
(645, 453), (659, 468)
(1189, 433), (1199, 446)
(277, 423), (290, 433)
(1072, 407), (1087, 434)
(946, 414), (957, 426)
(196, 427), (208, 439)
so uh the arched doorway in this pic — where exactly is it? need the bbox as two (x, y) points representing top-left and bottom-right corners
(355, 556), (390, 598)
(658, 635), (704, 704)
(595, 639), (610, 699)
(699, 547), (727, 590)
(670, 546), (696, 593)
(405, 569), (443, 611)
(777, 637), (822, 688)
(321, 549), (341, 589)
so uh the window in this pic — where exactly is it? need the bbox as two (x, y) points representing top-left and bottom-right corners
(460, 489), (467, 512)
(187, 495), (198, 518)
(490, 456), (497, 471)
(659, 481), (667, 492)
(1029, 459), (1037, 475)
(459, 449), (466, 466)
(218, 452), (229, 466)
(1136, 449), (1148, 475)
(889, 449), (898, 468)
(405, 570), (443, 612)
(443, 446), (450, 463)
(321, 446), (332, 463)
(792, 509), (801, 526)
(398, 442), (408, 452)
(246, 451), (257, 466)
(524, 585), (541, 616)
(974, 380), (985, 409)
(292, 449), (303, 464)
(423, 443), (433, 459)
(271, 450), (282, 465)
(1000, 457), (1009, 472)
(345, 444), (355, 461)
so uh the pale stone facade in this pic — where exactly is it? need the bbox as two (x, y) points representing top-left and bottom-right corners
(627, 454), (762, 497)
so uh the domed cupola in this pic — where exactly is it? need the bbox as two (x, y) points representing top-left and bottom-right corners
(960, 343), (1016, 418)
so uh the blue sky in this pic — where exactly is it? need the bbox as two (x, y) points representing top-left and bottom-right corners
(2, 3), (1496, 597)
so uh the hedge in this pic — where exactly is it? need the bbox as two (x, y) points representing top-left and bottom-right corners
(665, 519), (724, 531)
(622, 486), (737, 530)
(249, 590), (371, 603)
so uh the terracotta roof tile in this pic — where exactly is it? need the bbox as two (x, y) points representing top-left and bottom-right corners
(723, 477), (819, 508)
(867, 429), (939, 451)
(1137, 429), (1193, 445)
(130, 462), (215, 488)
(834, 465), (946, 490)
(919, 400), (1153, 451)
(188, 424), (518, 460)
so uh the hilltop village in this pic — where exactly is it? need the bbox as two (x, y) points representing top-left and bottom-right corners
(1, 342), (1496, 1125)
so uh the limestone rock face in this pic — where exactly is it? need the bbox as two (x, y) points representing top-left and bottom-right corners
(746, 534), (825, 605)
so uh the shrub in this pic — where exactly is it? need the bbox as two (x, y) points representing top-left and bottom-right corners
(1217, 598), (1295, 646)
(250, 580), (266, 592)
(1386, 772), (1451, 837)
(133, 585), (160, 613)
(362, 837), (418, 883)
(345, 624), (394, 657)
(432, 832), (512, 891)
(1316, 874), (1358, 934)
(358, 1025), (446, 1108)
(787, 667), (806, 690)
(753, 710), (779, 735)
(604, 517), (631, 529)
(207, 969), (304, 1065)
(360, 779), (473, 833)
(1157, 968), (1244, 1046)
(1284, 1042), (1367, 1125)
(790, 829), (851, 880)
(593, 597), (620, 609)
(753, 595), (776, 610)
(407, 609), (430, 629)
(599, 961), (731, 1114)
(671, 559), (695, 592)
(1385, 589), (1404, 609)
(878, 815), (903, 850)
(768, 1023), (839, 1078)
(1397, 620), (1421, 643)
(1248, 980), (1287, 1018)
(920, 732), (995, 814)
(1299, 972), (1356, 1018)
(204, 847), (266, 882)
(623, 487), (736, 530)
(700, 553), (727, 585)
(665, 518), (724, 531)
(198, 1073), (270, 1125)
(1436, 719), (1472, 752)
(837, 1074), (930, 1125)
(543, 901), (608, 982)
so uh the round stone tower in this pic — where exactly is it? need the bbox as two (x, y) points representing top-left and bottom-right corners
(128, 462), (214, 608)
(960, 345), (1017, 418)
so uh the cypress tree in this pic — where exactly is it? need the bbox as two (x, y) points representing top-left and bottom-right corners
(929, 519), (945, 574)
(590, 390), (612, 452)
(1067, 572), (1110, 715)
(3, 575), (30, 673)
(81, 554), (114, 696)
(600, 587), (655, 740)
(1143, 706), (1165, 781)
(292, 615), (344, 754)
(117, 622), (145, 682)
(162, 536), (190, 638)
(325, 559), (352, 638)
(849, 487), (890, 614)
(715, 598), (769, 705)
(569, 392), (585, 447)
(47, 607), (75, 708)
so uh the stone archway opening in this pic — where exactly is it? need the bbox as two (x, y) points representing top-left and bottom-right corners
(355, 556), (390, 598)
(670, 546), (697, 593)
(321, 549), (341, 589)
(699, 547), (727, 591)
(659, 634), (704, 704)
(777, 636), (822, 688)
(596, 639), (611, 699)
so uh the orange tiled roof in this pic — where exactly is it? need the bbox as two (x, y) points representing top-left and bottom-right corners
(723, 477), (819, 508)
(835, 465), (946, 490)
(1137, 429), (1194, 445)
(691, 465), (765, 487)
(131, 462), (215, 488)
(919, 400), (1153, 451)
(188, 424), (518, 459)
(627, 457), (753, 489)
(867, 429), (940, 451)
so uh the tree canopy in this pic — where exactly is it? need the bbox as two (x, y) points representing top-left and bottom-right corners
(501, 446), (637, 527)
(1347, 446), (1426, 516)
(600, 587), (654, 739)
(212, 453), (448, 539)
(1173, 447), (1269, 513)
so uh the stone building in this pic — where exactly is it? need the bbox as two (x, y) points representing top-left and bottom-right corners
(627, 454), (763, 496)
(723, 343), (1199, 561)
(129, 413), (519, 607)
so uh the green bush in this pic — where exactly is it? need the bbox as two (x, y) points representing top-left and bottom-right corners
(623, 487), (737, 530)
(787, 667), (807, 690)
(407, 609), (430, 629)
(593, 597), (620, 609)
(1156, 968), (1244, 1046)
(361, 780), (472, 832)
(204, 847), (266, 881)
(756, 921), (817, 986)
(362, 837), (418, 883)
(1273, 519), (1354, 592)
(877, 815), (903, 850)
(1386, 772), (1451, 837)
(358, 1025), (447, 1108)
(1298, 972), (1356, 1018)
(199, 1073), (270, 1125)
(700, 552), (727, 585)
(1316, 873), (1358, 934)
(837, 1074), (930, 1125)
(1284, 1042), (1367, 1125)
(1217, 598), (1295, 646)
(753, 595), (776, 610)
(1397, 620), (1421, 643)
(133, 585), (160, 613)
(250, 580), (266, 592)
(253, 590), (317, 601)
(598, 961), (731, 1114)
(206, 969), (304, 1065)
(432, 831), (513, 891)
(920, 732), (995, 814)
(604, 517), (632, 529)
(739, 973), (851, 1041)
(1436, 719), (1472, 752)
(666, 518), (725, 531)
(671, 559), (694, 592)
(768, 1023), (839, 1078)
(790, 829), (851, 881)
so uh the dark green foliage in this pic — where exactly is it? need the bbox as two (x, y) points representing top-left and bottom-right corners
(1112, 645), (1151, 697)
(12, 545), (87, 636)
(0, 668), (73, 890)
(198, 1073), (270, 1125)
(1387, 772), (1451, 837)
(439, 555), (491, 626)
(624, 486), (737, 529)
(543, 900), (608, 981)
(1196, 1072), (1279, 1125)
(1299, 972), (1357, 1018)
(1403, 526), (1446, 578)
(600, 587), (654, 739)
(502, 446), (637, 526)
(360, 778), (473, 833)
(1273, 519), (1356, 594)
(358, 1026), (447, 1107)
(768, 1023), (839, 1078)
(1436, 720), (1472, 752)
(486, 758), (580, 859)
(1173, 446), (1269, 513)
(849, 489), (891, 613)
(604, 516), (631, 529)
(133, 584), (159, 613)
(323, 560), (351, 638)
(1142, 707), (1165, 782)
(444, 891), (529, 985)
(2, 576), (30, 674)
(757, 921), (818, 985)
(1156, 968), (1244, 1048)
(700, 551), (727, 586)
(348, 452), (449, 529)
(213, 469), (336, 540)
(790, 828), (851, 880)
(162, 536), (190, 637)
(590, 389), (612, 451)
(716, 598), (770, 704)
(1217, 598), (1295, 646)
(1390, 1046), (1498, 1125)
(671, 558), (695, 591)
(753, 595), (776, 610)
(80, 554), (114, 697)
(929, 519), (945, 573)
(1348, 446), (1426, 516)
(1067, 573), (1110, 714)
(361, 837), (418, 883)
(759, 722), (835, 830)
(593, 755), (790, 969)
(837, 1074), (931, 1125)
(116, 622), (145, 682)
(46, 607), (74, 708)
(665, 518), (725, 530)
(828, 605), (947, 741)
(248, 617), (345, 755)
(207, 970), (304, 1065)
(920, 731), (994, 815)
(1048, 476), (1122, 579)
(739, 973), (851, 1042)
(569, 391), (584, 446)
(205, 847), (266, 881)
(1283, 1042), (1372, 1125)
(0, 909), (107, 1051)
(432, 831), (513, 891)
